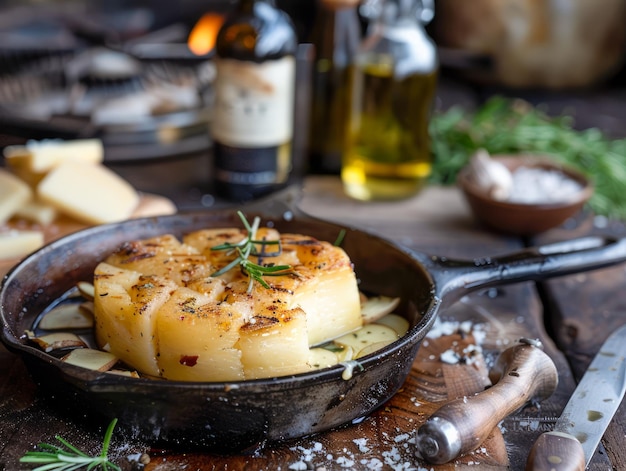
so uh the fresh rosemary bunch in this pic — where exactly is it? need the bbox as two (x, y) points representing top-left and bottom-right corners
(20, 419), (120, 471)
(211, 211), (293, 292)
(429, 96), (626, 220)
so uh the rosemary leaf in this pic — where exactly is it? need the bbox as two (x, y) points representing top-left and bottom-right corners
(20, 419), (121, 471)
(211, 212), (294, 292)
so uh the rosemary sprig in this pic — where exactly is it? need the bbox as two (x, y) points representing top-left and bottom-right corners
(211, 211), (293, 293)
(333, 229), (346, 247)
(20, 418), (120, 471)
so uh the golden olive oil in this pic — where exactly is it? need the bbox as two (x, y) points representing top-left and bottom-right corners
(342, 57), (437, 201)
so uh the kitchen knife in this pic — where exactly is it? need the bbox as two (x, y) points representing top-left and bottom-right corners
(526, 323), (626, 471)
(416, 338), (559, 464)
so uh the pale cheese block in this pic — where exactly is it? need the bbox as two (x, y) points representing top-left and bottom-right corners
(37, 161), (140, 225)
(0, 168), (33, 224)
(4, 164), (46, 188)
(14, 200), (58, 226)
(0, 229), (44, 260)
(4, 139), (104, 173)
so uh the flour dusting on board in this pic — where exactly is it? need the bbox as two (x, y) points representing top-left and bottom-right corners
(287, 429), (437, 470)
(425, 318), (488, 365)
(284, 410), (488, 469)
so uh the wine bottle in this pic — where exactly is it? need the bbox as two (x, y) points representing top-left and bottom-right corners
(308, 0), (361, 175)
(212, 0), (298, 201)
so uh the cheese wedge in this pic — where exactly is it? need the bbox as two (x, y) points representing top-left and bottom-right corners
(4, 139), (104, 173)
(0, 168), (33, 224)
(37, 161), (139, 225)
(0, 229), (44, 259)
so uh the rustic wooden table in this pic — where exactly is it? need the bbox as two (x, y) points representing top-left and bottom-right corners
(1, 176), (625, 470)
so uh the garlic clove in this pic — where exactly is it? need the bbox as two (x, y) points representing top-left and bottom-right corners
(467, 150), (513, 200)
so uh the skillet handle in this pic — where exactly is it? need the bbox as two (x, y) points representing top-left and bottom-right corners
(429, 236), (626, 300)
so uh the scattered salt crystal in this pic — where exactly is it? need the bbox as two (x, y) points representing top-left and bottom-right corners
(395, 434), (412, 444)
(361, 457), (384, 469)
(288, 461), (308, 470)
(354, 438), (371, 453)
(459, 320), (473, 334)
(440, 349), (459, 364)
(336, 456), (355, 467)
(507, 166), (583, 204)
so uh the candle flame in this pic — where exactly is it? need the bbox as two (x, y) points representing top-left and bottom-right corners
(188, 13), (224, 55)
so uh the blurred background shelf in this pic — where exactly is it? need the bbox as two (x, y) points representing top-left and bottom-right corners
(0, 0), (624, 210)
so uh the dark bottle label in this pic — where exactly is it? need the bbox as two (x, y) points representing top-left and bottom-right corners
(214, 143), (289, 185)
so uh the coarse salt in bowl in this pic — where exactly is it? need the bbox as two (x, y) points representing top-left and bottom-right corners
(457, 155), (594, 235)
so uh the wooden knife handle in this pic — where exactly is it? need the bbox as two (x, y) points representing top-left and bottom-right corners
(416, 339), (558, 464)
(525, 431), (585, 471)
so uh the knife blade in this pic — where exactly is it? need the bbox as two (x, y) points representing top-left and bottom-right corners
(526, 323), (626, 471)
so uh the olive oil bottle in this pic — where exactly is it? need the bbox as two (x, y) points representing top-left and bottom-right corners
(342, 0), (438, 201)
(212, 0), (298, 201)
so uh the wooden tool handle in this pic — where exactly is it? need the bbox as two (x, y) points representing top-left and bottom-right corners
(525, 431), (586, 471)
(416, 339), (558, 464)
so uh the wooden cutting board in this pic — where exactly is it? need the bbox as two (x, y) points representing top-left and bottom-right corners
(0, 193), (176, 278)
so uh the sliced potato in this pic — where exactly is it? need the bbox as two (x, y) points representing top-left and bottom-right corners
(80, 301), (94, 316)
(38, 303), (94, 330)
(309, 347), (339, 370)
(62, 348), (118, 372)
(77, 281), (95, 301)
(375, 314), (410, 337)
(28, 332), (87, 352)
(355, 340), (396, 359)
(106, 369), (140, 378)
(360, 296), (401, 324)
(334, 324), (399, 358)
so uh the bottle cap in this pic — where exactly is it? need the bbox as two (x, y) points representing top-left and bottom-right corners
(320, 0), (360, 8)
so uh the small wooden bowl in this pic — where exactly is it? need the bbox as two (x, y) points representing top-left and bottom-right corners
(457, 155), (593, 236)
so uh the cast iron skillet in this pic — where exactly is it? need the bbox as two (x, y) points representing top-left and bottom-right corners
(2, 197), (626, 452)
